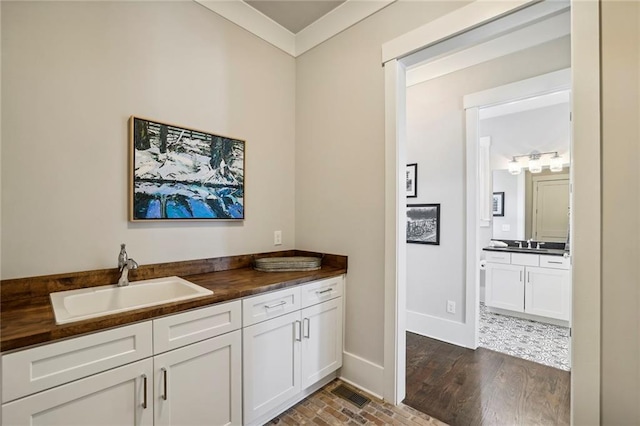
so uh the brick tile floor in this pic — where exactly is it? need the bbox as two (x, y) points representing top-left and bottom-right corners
(265, 380), (447, 426)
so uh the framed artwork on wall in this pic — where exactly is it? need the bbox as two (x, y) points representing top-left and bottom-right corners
(406, 163), (418, 198)
(492, 192), (504, 217)
(407, 203), (440, 245)
(129, 116), (245, 221)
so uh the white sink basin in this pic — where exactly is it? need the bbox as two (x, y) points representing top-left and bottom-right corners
(50, 276), (213, 324)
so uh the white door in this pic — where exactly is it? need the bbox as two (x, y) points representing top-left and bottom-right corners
(525, 266), (571, 321)
(2, 358), (153, 426)
(301, 298), (343, 389)
(532, 178), (570, 242)
(485, 263), (525, 312)
(242, 310), (301, 424)
(154, 330), (242, 426)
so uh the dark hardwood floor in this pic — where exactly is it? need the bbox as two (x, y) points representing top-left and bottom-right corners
(404, 332), (571, 426)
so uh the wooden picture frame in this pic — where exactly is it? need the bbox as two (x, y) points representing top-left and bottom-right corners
(129, 116), (245, 221)
(407, 203), (440, 245)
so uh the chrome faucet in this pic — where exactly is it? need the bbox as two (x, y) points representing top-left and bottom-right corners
(527, 239), (533, 249)
(117, 244), (138, 287)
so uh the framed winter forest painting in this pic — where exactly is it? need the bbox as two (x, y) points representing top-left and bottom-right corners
(129, 116), (245, 221)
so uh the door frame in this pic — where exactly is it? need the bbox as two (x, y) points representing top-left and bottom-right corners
(382, 1), (602, 423)
(464, 68), (571, 350)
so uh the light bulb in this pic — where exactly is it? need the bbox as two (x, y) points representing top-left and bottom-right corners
(508, 158), (521, 175)
(528, 155), (542, 173)
(550, 153), (563, 172)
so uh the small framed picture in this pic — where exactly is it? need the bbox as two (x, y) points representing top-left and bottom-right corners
(492, 192), (505, 217)
(407, 203), (440, 245)
(406, 163), (417, 198)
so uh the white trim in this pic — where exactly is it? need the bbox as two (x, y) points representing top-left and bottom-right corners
(295, 0), (395, 57)
(383, 59), (406, 405)
(382, 0), (549, 64)
(406, 11), (570, 87)
(466, 108), (482, 349)
(339, 352), (384, 400)
(195, 0), (393, 57)
(406, 311), (474, 349)
(479, 90), (570, 119)
(463, 68), (571, 109)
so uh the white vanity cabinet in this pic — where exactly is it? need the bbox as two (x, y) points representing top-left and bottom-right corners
(485, 251), (571, 323)
(485, 263), (526, 312)
(242, 276), (344, 426)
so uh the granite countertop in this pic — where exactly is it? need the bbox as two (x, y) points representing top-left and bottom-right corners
(483, 246), (569, 257)
(0, 254), (346, 353)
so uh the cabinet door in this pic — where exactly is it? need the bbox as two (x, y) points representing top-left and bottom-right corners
(525, 267), (571, 321)
(485, 263), (525, 312)
(154, 330), (242, 426)
(243, 311), (301, 424)
(301, 297), (343, 389)
(2, 358), (153, 426)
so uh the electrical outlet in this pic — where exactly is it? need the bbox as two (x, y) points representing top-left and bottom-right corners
(446, 300), (456, 314)
(274, 230), (282, 246)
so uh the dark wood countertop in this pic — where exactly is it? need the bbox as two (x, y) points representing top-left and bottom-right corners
(0, 251), (347, 353)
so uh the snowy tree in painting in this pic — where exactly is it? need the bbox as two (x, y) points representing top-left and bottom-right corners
(132, 118), (244, 220)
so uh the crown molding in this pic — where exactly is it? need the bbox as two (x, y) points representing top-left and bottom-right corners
(194, 0), (394, 57)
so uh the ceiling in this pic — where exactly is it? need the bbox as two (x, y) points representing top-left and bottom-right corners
(244, 1), (345, 34)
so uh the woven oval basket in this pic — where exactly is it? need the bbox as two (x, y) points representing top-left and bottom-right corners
(254, 256), (322, 272)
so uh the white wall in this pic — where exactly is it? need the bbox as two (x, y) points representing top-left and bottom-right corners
(295, 1), (470, 383)
(404, 37), (570, 341)
(1, 1), (296, 279)
(491, 170), (521, 240)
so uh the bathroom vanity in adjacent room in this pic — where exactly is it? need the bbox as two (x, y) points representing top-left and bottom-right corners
(483, 245), (571, 325)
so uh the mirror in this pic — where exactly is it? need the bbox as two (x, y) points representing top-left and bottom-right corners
(479, 91), (571, 242)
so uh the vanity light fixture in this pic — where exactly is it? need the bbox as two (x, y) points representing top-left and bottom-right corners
(506, 151), (564, 174)
(528, 153), (542, 173)
(508, 157), (522, 175)
(549, 152), (564, 172)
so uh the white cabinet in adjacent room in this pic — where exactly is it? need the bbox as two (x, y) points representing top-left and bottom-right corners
(525, 266), (571, 321)
(484, 251), (571, 323)
(485, 263), (525, 312)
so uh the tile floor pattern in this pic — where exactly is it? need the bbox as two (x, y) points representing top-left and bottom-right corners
(266, 379), (447, 426)
(478, 302), (571, 371)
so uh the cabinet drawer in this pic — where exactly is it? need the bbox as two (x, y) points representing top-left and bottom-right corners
(300, 276), (344, 309)
(2, 321), (152, 403)
(539, 255), (571, 270)
(153, 300), (241, 354)
(242, 287), (301, 326)
(484, 251), (511, 264)
(511, 253), (540, 266)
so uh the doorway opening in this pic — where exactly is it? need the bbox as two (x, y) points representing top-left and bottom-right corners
(382, 0), (602, 421)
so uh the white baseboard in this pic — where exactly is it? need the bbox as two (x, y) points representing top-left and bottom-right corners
(339, 351), (384, 399)
(406, 310), (474, 348)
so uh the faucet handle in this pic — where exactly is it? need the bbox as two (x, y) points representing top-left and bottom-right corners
(536, 242), (545, 249)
